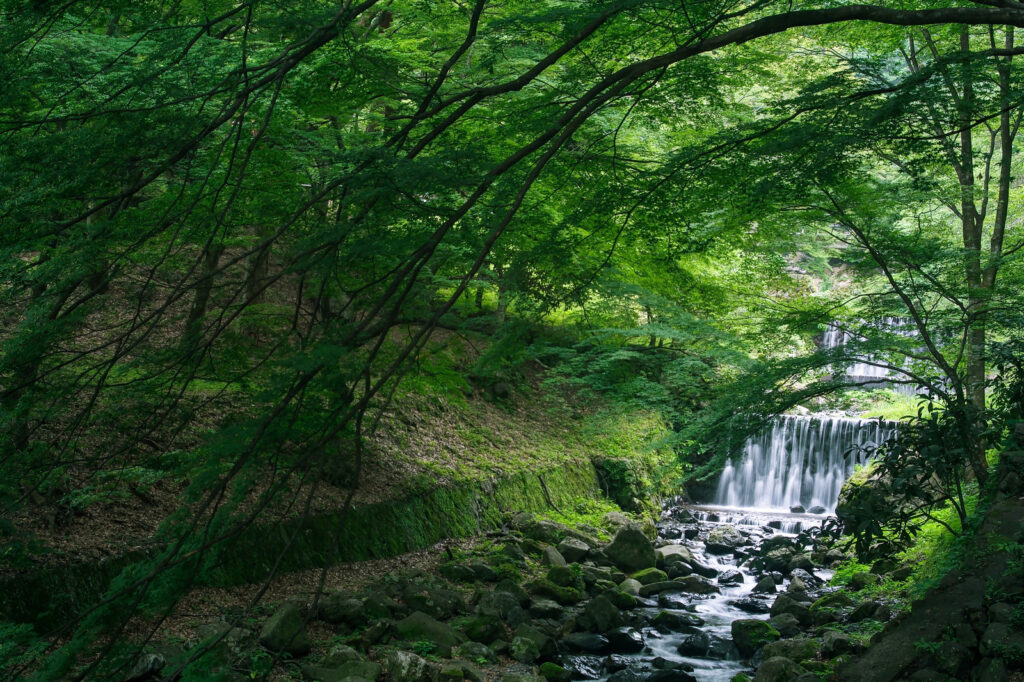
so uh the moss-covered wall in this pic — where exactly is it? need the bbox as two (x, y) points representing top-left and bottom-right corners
(1, 459), (604, 628)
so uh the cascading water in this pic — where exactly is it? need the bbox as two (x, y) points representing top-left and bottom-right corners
(711, 415), (897, 513)
(822, 317), (917, 392)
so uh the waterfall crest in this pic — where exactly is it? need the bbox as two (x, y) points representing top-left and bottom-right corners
(711, 415), (897, 513)
(822, 317), (917, 390)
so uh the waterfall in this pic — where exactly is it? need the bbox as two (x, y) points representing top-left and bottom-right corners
(822, 317), (917, 390)
(711, 415), (897, 513)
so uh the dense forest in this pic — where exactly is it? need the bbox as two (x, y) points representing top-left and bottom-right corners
(2, 0), (1024, 680)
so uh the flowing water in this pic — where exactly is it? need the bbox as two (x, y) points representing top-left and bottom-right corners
(712, 415), (897, 513)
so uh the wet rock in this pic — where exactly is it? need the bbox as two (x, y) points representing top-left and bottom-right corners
(717, 569), (744, 585)
(561, 633), (610, 654)
(651, 610), (703, 633)
(731, 619), (781, 657)
(728, 597), (771, 614)
(260, 603), (311, 657)
(501, 674), (546, 682)
(761, 549), (794, 573)
(705, 525), (744, 554)
(656, 545), (696, 568)
(789, 505), (806, 514)
(688, 562), (718, 579)
(660, 527), (683, 540)
(810, 590), (852, 611)
(683, 528), (699, 540)
(606, 670), (644, 682)
(807, 505), (827, 514)
(606, 627), (644, 653)
(558, 655), (603, 679)
(665, 563), (693, 579)
(754, 656), (807, 682)
(676, 632), (711, 656)
(752, 576), (776, 594)
(606, 526), (657, 572)
(600, 588), (637, 610)
(600, 654), (631, 673)
(645, 670), (697, 682)
(789, 568), (820, 586)
(539, 662), (571, 682)
(656, 593), (690, 610)
(787, 554), (814, 573)
(558, 538), (591, 564)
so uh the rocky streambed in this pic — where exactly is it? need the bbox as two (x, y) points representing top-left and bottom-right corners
(128, 501), (886, 682)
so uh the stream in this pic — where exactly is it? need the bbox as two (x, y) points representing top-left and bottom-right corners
(583, 414), (895, 681)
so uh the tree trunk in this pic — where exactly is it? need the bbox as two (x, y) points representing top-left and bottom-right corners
(183, 243), (224, 348)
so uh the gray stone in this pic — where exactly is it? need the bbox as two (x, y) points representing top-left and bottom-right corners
(821, 630), (854, 657)
(323, 645), (363, 666)
(529, 598), (564, 619)
(606, 526), (657, 572)
(989, 602), (1016, 623)
(752, 576), (777, 594)
(718, 569), (744, 585)
(260, 603), (311, 656)
(705, 526), (744, 554)
(651, 610), (703, 633)
(577, 595), (622, 633)
(849, 600), (881, 622)
(606, 627), (644, 653)
(974, 658), (1009, 682)
(558, 538), (591, 563)
(762, 637), (819, 662)
(768, 612), (801, 637)
(769, 593), (811, 626)
(510, 636), (541, 663)
(656, 545), (696, 567)
(383, 650), (430, 682)
(561, 632), (610, 653)
(542, 546), (567, 567)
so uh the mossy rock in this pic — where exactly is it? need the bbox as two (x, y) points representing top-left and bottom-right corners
(546, 565), (585, 591)
(527, 579), (584, 605)
(811, 591), (853, 611)
(540, 662), (571, 682)
(731, 619), (781, 657)
(395, 611), (466, 656)
(600, 588), (637, 610)
(632, 567), (668, 585)
(763, 637), (820, 662)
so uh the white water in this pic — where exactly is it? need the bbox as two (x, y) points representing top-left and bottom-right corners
(712, 415), (896, 513)
(822, 317), (917, 391)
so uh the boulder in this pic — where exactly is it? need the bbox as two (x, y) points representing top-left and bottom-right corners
(807, 505), (827, 515)
(576, 595), (622, 633)
(125, 654), (164, 682)
(260, 603), (311, 657)
(523, 519), (573, 544)
(632, 567), (669, 585)
(528, 579), (584, 605)
(510, 636), (541, 663)
(849, 572), (880, 590)
(849, 600), (881, 622)
(323, 645), (363, 666)
(754, 657), (807, 682)
(619, 578), (642, 596)
(717, 569), (744, 585)
(395, 611), (466, 656)
(656, 545), (696, 568)
(455, 641), (497, 664)
(705, 526), (744, 555)
(673, 576), (720, 595)
(789, 505), (806, 514)
(980, 622), (1024, 658)
(728, 597), (771, 614)
(605, 526), (657, 572)
(477, 590), (527, 627)
(768, 613), (801, 637)
(600, 588), (637, 610)
(542, 546), (567, 568)
(821, 630), (854, 657)
(529, 598), (565, 620)
(651, 610), (703, 633)
(383, 650), (431, 682)
(440, 563), (478, 583)
(645, 671), (698, 682)
(731, 619), (781, 657)
(676, 632), (711, 656)
(318, 594), (365, 625)
(769, 594), (811, 626)
(606, 627), (644, 653)
(557, 538), (591, 563)
(752, 576), (777, 594)
(560, 632), (610, 654)
(547, 566), (585, 591)
(462, 615), (504, 643)
(515, 623), (556, 658)
(762, 637), (819, 661)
